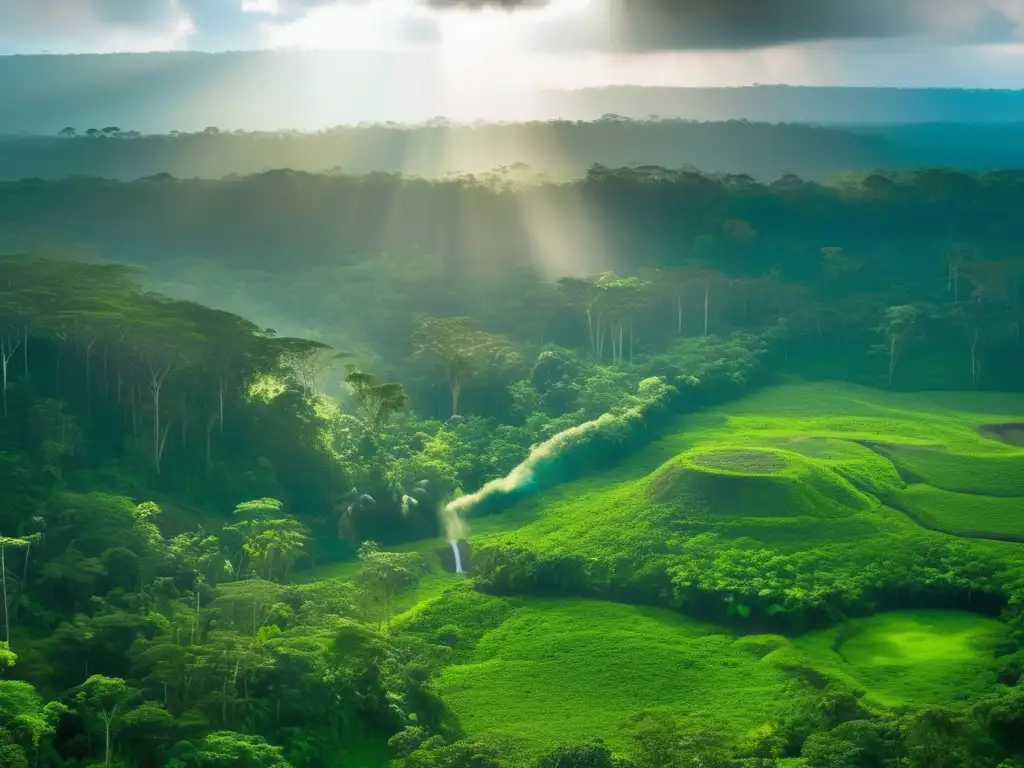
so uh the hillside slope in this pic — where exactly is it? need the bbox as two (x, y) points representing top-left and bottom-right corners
(464, 381), (1024, 626)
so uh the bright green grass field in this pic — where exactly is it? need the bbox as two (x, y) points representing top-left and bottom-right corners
(892, 485), (1024, 540)
(433, 597), (797, 764)
(410, 588), (1007, 765)
(780, 610), (1008, 709)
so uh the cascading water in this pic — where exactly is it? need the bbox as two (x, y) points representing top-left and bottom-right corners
(441, 501), (468, 575)
(449, 539), (464, 574)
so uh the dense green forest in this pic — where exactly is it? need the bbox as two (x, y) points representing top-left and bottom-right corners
(7, 120), (1024, 182)
(2, 154), (1024, 768)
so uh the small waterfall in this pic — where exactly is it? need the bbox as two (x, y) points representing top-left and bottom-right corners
(449, 539), (464, 574)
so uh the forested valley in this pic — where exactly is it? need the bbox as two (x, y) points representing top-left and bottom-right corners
(2, 156), (1024, 768)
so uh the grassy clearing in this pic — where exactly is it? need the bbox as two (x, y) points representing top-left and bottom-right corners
(398, 586), (1008, 765)
(882, 447), (1024, 497)
(777, 610), (1008, 709)
(889, 485), (1024, 540)
(431, 597), (806, 765)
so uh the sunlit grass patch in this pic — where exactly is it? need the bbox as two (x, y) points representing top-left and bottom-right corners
(891, 485), (1024, 540)
(435, 598), (804, 765)
(778, 610), (1008, 709)
(882, 447), (1024, 497)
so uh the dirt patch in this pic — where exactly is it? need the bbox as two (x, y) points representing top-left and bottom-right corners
(979, 422), (1024, 447)
(688, 449), (789, 474)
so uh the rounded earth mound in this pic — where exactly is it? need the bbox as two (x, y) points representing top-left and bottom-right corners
(647, 448), (868, 520)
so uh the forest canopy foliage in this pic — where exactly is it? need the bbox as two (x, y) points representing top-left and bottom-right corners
(1, 149), (1024, 767)
(6, 119), (1024, 183)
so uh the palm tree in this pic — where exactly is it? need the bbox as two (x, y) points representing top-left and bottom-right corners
(338, 488), (376, 543)
(390, 478), (430, 518)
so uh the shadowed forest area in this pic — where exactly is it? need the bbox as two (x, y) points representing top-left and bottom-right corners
(2, 113), (1024, 767)
(6, 120), (1024, 181)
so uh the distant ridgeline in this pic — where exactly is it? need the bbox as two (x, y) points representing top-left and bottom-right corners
(4, 119), (1024, 182)
(2, 52), (1024, 181)
(2, 52), (1023, 130)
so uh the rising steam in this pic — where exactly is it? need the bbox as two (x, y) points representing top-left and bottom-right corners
(441, 411), (618, 529)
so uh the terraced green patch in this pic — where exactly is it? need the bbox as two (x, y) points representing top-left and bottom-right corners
(891, 485), (1024, 540)
(431, 597), (805, 765)
(778, 610), (1008, 709)
(882, 447), (1024, 497)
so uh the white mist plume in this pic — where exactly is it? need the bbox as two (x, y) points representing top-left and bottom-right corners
(442, 411), (618, 525)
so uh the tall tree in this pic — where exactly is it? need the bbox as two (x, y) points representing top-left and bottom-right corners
(74, 675), (137, 768)
(344, 365), (408, 433)
(411, 317), (516, 417)
(874, 305), (921, 387)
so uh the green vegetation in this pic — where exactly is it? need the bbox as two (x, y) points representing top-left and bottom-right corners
(892, 486), (1024, 540)
(455, 378), (1024, 705)
(784, 610), (1008, 709)
(3, 135), (1024, 768)
(432, 598), (797, 763)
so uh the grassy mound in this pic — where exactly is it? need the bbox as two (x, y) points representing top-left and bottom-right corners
(648, 448), (870, 521)
(777, 610), (1008, 709)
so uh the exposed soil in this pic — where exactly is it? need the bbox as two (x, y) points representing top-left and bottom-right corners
(979, 422), (1024, 447)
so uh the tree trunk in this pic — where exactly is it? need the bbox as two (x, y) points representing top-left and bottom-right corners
(84, 339), (94, 415)
(153, 382), (162, 472)
(206, 414), (216, 468)
(676, 292), (683, 335)
(1, 346), (7, 419)
(0, 334), (19, 418)
(130, 384), (137, 438)
(218, 377), (225, 433)
(1, 540), (8, 645)
(703, 286), (710, 336)
(888, 336), (897, 386)
(16, 541), (30, 623)
(450, 374), (461, 417)
(192, 586), (200, 645)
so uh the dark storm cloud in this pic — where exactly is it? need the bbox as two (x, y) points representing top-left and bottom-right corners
(425, 0), (1024, 50)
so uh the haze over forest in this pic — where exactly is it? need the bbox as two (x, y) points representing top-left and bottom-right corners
(5, 52), (1024, 135)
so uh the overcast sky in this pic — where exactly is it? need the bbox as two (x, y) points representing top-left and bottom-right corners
(2, 0), (1024, 89)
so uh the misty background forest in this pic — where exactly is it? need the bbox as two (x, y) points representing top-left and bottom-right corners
(2, 49), (1024, 768)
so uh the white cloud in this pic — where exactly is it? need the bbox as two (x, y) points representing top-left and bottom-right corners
(241, 0), (281, 14)
(0, 0), (195, 53)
